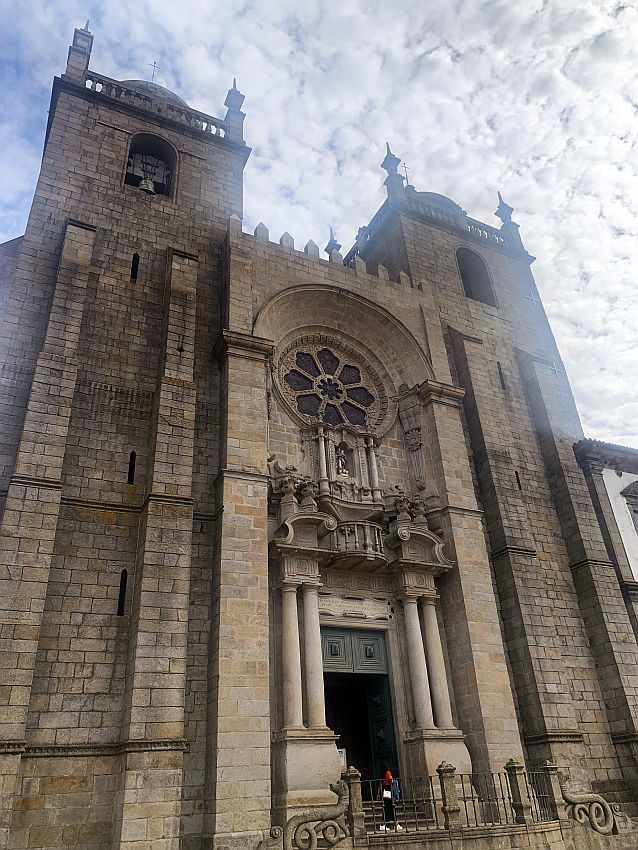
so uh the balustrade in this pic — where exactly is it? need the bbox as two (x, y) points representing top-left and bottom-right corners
(466, 218), (507, 245)
(82, 71), (228, 137)
(330, 521), (384, 556)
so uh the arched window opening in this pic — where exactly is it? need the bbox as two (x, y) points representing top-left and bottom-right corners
(130, 253), (140, 280)
(127, 451), (137, 485)
(125, 134), (176, 197)
(117, 569), (128, 616)
(456, 247), (496, 307)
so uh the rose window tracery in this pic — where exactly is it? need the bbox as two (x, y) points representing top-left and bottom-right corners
(278, 341), (385, 430)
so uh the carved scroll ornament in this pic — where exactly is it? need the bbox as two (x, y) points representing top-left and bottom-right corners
(258, 780), (350, 850)
(561, 784), (617, 835)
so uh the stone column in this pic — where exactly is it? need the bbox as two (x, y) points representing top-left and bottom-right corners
(403, 597), (434, 729)
(282, 583), (304, 729)
(366, 437), (382, 501)
(303, 583), (326, 729)
(420, 597), (454, 729)
(317, 428), (329, 496)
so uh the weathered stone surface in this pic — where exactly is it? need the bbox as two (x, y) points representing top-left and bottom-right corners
(0, 23), (637, 850)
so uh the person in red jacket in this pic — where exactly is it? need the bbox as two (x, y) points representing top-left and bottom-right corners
(378, 765), (403, 831)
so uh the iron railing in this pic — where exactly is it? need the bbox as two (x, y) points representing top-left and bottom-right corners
(361, 776), (443, 833)
(526, 771), (553, 823)
(360, 770), (555, 834)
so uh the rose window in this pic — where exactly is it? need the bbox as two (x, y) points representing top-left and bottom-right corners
(283, 347), (376, 428)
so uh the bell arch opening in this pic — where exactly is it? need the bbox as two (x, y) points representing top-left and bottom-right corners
(124, 133), (176, 197)
(456, 247), (497, 307)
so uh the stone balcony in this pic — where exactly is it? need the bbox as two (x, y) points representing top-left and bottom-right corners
(323, 520), (387, 571)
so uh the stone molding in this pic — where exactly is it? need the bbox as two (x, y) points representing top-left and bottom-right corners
(569, 557), (616, 574)
(524, 730), (585, 746)
(0, 739), (190, 758)
(9, 474), (62, 491)
(491, 545), (539, 560)
(417, 379), (465, 408)
(213, 328), (274, 362)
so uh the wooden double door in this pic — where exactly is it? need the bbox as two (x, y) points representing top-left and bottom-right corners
(321, 627), (398, 782)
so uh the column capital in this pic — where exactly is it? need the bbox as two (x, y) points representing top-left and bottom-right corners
(417, 592), (439, 606)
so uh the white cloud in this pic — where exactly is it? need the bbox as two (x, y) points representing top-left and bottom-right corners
(0, 0), (636, 446)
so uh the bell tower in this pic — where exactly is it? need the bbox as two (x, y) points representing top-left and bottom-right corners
(0, 24), (249, 850)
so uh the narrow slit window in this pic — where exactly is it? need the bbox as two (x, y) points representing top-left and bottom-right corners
(515, 470), (522, 490)
(127, 451), (136, 485)
(117, 569), (128, 616)
(131, 253), (139, 280)
(497, 361), (507, 391)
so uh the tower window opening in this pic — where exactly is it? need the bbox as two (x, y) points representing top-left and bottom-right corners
(124, 134), (176, 197)
(117, 569), (128, 616)
(515, 470), (522, 490)
(127, 451), (137, 484)
(456, 247), (497, 307)
(130, 253), (140, 280)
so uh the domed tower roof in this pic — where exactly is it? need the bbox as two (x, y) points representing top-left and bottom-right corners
(120, 80), (189, 108)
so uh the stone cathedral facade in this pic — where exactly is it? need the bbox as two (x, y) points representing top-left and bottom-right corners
(1, 23), (638, 850)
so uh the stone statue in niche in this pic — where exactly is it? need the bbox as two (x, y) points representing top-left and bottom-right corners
(336, 445), (349, 477)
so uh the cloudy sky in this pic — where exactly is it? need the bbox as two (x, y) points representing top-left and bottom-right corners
(0, 0), (636, 446)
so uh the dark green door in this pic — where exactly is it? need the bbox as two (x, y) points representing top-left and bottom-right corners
(367, 673), (397, 778)
(321, 627), (398, 781)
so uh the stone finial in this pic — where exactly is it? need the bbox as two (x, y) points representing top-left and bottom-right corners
(494, 191), (526, 251)
(324, 227), (342, 255)
(254, 222), (269, 241)
(224, 78), (246, 142)
(64, 22), (94, 80)
(279, 231), (294, 249)
(381, 143), (405, 199)
(304, 239), (320, 257)
(381, 142), (401, 175)
(495, 191), (514, 224)
(224, 77), (245, 111)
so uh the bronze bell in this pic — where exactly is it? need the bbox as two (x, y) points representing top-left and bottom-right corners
(138, 177), (156, 194)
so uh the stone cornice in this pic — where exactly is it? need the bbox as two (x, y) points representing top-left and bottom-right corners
(416, 379), (465, 407)
(491, 545), (538, 561)
(621, 579), (638, 601)
(213, 329), (274, 362)
(574, 438), (638, 475)
(524, 730), (584, 746)
(9, 474), (62, 491)
(611, 731), (638, 745)
(569, 557), (615, 574)
(0, 738), (190, 758)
